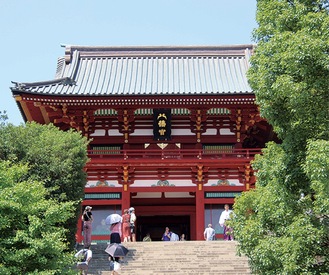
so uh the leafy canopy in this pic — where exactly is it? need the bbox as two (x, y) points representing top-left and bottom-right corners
(0, 161), (77, 274)
(0, 122), (89, 249)
(233, 0), (329, 274)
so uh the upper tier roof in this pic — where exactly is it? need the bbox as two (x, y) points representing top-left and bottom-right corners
(11, 45), (254, 96)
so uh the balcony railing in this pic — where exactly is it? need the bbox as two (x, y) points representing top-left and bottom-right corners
(87, 148), (262, 160)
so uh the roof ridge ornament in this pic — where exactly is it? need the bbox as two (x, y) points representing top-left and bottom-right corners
(11, 81), (26, 91)
(60, 77), (76, 86)
(11, 77), (76, 91)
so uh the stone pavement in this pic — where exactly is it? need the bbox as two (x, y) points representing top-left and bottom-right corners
(83, 240), (251, 275)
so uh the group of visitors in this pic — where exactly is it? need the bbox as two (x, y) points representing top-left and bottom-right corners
(161, 204), (234, 243)
(160, 227), (186, 241)
(106, 207), (136, 275)
(78, 206), (137, 274)
(81, 206), (137, 246)
(76, 204), (234, 273)
(81, 203), (234, 247)
(219, 204), (234, 241)
(108, 207), (136, 252)
(122, 207), (137, 242)
(204, 204), (234, 241)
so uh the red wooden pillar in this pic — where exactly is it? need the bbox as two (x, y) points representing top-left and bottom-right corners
(120, 164), (132, 214)
(195, 183), (205, 240)
(121, 183), (131, 214)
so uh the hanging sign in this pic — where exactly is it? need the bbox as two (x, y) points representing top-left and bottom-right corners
(153, 109), (171, 140)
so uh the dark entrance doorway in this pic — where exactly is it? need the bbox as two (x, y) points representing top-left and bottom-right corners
(137, 215), (190, 241)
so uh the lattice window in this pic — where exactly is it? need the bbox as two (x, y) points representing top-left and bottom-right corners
(94, 109), (118, 116)
(90, 145), (121, 154)
(203, 144), (234, 154)
(134, 108), (190, 116)
(207, 108), (231, 115)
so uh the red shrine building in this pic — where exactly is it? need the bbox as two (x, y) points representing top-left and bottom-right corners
(11, 45), (277, 241)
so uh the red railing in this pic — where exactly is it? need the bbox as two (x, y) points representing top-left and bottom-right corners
(87, 148), (262, 160)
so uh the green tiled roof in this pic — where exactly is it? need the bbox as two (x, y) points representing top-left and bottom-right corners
(84, 193), (121, 199)
(205, 192), (241, 198)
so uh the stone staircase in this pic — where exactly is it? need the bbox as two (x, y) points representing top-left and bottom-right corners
(84, 241), (251, 275)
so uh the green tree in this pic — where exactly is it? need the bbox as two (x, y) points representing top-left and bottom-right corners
(0, 161), (76, 274)
(233, 1), (329, 274)
(0, 110), (8, 127)
(0, 122), (89, 248)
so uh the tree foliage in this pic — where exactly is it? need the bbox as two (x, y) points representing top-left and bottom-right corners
(0, 122), (89, 248)
(0, 110), (8, 127)
(233, 0), (329, 274)
(0, 161), (77, 274)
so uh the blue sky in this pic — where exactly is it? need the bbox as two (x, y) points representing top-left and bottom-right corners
(0, 0), (257, 125)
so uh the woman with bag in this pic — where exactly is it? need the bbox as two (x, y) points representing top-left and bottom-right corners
(82, 206), (93, 248)
(122, 209), (131, 242)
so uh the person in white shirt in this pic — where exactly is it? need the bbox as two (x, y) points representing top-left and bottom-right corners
(129, 207), (137, 242)
(75, 246), (93, 275)
(219, 204), (234, 241)
(204, 224), (215, 241)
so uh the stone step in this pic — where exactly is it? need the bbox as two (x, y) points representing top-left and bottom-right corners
(84, 241), (251, 274)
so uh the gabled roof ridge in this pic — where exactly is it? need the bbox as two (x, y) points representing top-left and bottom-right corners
(61, 44), (256, 67)
(63, 44), (255, 60)
(63, 44), (255, 51)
